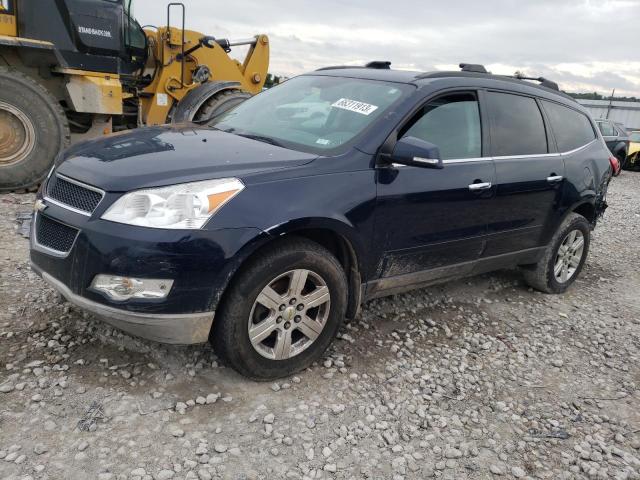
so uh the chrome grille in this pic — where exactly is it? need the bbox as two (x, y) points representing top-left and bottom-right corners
(35, 214), (79, 254)
(46, 175), (103, 214)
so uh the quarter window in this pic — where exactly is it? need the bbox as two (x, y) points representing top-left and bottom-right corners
(544, 101), (597, 152)
(486, 92), (548, 157)
(401, 92), (482, 160)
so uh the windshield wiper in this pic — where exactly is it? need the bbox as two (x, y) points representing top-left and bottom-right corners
(236, 133), (285, 148)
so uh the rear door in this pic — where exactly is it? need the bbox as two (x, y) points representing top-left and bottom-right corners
(373, 91), (495, 289)
(483, 90), (565, 256)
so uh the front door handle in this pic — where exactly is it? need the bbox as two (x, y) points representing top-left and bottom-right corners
(547, 175), (564, 183)
(468, 182), (492, 191)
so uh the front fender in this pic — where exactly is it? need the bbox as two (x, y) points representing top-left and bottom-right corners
(264, 216), (367, 271)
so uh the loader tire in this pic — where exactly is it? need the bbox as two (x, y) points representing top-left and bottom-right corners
(0, 67), (70, 193)
(193, 89), (251, 124)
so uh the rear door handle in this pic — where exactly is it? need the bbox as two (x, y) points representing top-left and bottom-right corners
(547, 175), (563, 183)
(468, 182), (492, 191)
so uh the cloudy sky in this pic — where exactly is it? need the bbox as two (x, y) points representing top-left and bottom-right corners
(136, 0), (640, 96)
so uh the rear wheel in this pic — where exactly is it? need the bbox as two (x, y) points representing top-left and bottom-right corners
(193, 89), (251, 124)
(521, 213), (591, 293)
(0, 68), (69, 192)
(212, 238), (347, 380)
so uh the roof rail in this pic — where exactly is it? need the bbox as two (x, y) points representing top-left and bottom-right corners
(512, 72), (560, 91)
(365, 61), (391, 69)
(316, 61), (392, 72)
(460, 63), (488, 73)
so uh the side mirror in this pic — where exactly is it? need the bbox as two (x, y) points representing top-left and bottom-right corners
(390, 136), (443, 169)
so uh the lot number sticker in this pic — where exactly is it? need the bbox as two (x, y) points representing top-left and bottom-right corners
(331, 98), (378, 115)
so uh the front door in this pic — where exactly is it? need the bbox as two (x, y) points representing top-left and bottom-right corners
(372, 91), (495, 294)
(483, 90), (565, 256)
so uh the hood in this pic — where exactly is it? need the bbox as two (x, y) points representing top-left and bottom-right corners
(57, 125), (317, 192)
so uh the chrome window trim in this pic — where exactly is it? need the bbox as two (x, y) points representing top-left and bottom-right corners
(393, 139), (598, 167)
(442, 157), (492, 164)
(31, 212), (80, 259)
(560, 138), (598, 156)
(492, 152), (561, 160)
(45, 173), (105, 216)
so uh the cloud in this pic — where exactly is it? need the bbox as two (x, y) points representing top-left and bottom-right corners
(135, 0), (640, 96)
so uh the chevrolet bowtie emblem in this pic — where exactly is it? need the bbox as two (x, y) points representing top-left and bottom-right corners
(34, 199), (47, 212)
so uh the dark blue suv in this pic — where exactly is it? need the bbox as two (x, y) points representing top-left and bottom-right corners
(30, 63), (611, 379)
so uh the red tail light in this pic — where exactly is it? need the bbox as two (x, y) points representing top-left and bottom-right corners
(609, 155), (620, 175)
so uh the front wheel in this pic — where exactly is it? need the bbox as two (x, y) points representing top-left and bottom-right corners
(521, 213), (591, 294)
(212, 238), (348, 380)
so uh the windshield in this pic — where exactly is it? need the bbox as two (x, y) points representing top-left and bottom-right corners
(124, 0), (146, 50)
(630, 132), (640, 142)
(212, 75), (412, 155)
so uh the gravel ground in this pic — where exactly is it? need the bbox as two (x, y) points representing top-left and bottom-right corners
(1, 172), (639, 480)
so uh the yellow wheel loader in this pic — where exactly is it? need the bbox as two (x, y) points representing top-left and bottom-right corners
(0, 0), (269, 191)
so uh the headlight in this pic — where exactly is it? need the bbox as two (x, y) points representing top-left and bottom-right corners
(102, 178), (244, 229)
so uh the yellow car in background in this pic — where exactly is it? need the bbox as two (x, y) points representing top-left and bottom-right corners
(627, 131), (640, 170)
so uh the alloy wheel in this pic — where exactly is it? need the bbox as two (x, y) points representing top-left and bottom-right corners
(554, 229), (585, 283)
(248, 269), (331, 360)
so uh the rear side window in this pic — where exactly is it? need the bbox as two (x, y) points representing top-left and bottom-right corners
(486, 92), (548, 157)
(401, 92), (482, 160)
(596, 121), (616, 136)
(544, 101), (597, 151)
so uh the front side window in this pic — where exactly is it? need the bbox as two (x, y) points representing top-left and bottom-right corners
(630, 132), (640, 142)
(213, 75), (413, 155)
(486, 91), (548, 157)
(401, 92), (482, 160)
(543, 101), (596, 152)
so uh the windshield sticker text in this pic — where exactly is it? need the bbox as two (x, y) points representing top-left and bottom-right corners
(331, 98), (378, 116)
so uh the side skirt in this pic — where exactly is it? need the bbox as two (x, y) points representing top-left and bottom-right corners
(363, 247), (545, 301)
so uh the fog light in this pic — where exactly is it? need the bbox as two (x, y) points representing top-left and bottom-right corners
(91, 275), (174, 301)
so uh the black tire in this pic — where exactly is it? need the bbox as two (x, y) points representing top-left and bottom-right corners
(627, 153), (640, 171)
(193, 89), (251, 124)
(212, 238), (348, 380)
(619, 152), (630, 171)
(0, 67), (70, 192)
(521, 213), (591, 294)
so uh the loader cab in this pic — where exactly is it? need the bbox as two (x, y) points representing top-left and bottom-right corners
(16, 0), (147, 74)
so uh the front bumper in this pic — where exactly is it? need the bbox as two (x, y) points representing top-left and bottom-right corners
(30, 193), (266, 344)
(34, 266), (214, 344)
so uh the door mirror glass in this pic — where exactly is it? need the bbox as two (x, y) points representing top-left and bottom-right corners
(390, 136), (443, 169)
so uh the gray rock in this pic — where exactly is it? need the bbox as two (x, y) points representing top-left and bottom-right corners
(263, 413), (275, 424)
(512, 466), (526, 478)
